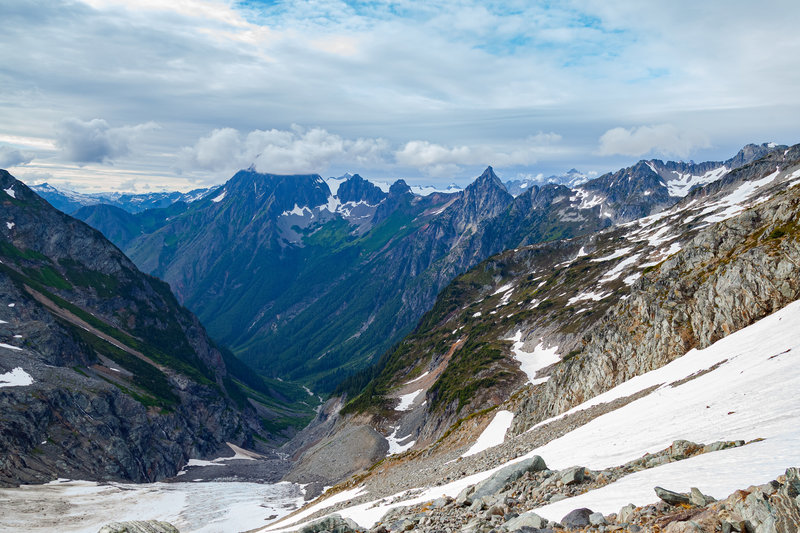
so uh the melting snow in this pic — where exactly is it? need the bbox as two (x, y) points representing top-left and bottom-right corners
(567, 290), (608, 306)
(599, 253), (641, 283)
(0, 367), (33, 387)
(211, 190), (226, 203)
(492, 283), (514, 296)
(386, 427), (416, 456)
(462, 411), (515, 457)
(0, 342), (22, 352)
(404, 371), (429, 385)
(591, 247), (632, 262)
(699, 168), (781, 224)
(666, 166), (729, 198)
(395, 389), (424, 411)
(508, 331), (561, 385)
(623, 272), (642, 286)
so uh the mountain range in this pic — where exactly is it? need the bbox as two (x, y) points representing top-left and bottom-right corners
(71, 143), (778, 395)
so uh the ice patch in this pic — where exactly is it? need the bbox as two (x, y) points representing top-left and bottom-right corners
(462, 410), (514, 457)
(0, 367), (33, 387)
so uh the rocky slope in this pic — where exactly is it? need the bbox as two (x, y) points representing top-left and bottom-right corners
(0, 170), (295, 486)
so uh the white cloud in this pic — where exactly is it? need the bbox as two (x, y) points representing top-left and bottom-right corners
(0, 145), (35, 168)
(55, 118), (159, 164)
(597, 124), (710, 158)
(177, 126), (390, 175)
(395, 133), (563, 172)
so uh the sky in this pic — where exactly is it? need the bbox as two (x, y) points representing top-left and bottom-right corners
(1, 0), (800, 192)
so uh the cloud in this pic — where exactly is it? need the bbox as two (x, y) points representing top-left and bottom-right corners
(0, 144), (35, 167)
(177, 126), (390, 175)
(597, 124), (709, 158)
(395, 133), (563, 172)
(55, 118), (159, 164)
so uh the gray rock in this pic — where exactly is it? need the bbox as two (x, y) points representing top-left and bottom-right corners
(432, 496), (451, 508)
(456, 485), (475, 506)
(503, 511), (547, 530)
(471, 456), (547, 500)
(654, 486), (691, 506)
(588, 512), (607, 526)
(670, 440), (699, 460)
(299, 514), (360, 533)
(98, 522), (179, 533)
(560, 466), (585, 485)
(689, 487), (711, 506)
(560, 508), (593, 529)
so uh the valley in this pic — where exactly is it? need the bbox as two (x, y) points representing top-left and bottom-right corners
(2, 143), (799, 532)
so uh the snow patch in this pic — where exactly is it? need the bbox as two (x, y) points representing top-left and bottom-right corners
(6, 221), (14, 230)
(462, 411), (515, 457)
(386, 427), (416, 456)
(591, 247), (632, 262)
(211, 190), (226, 203)
(0, 367), (33, 387)
(4, 186), (16, 198)
(404, 371), (429, 385)
(599, 253), (641, 283)
(395, 389), (424, 411)
(567, 290), (608, 306)
(508, 331), (561, 385)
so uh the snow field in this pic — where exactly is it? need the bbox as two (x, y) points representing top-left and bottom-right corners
(268, 298), (800, 531)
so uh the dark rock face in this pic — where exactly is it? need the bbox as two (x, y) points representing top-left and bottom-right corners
(0, 170), (260, 486)
(337, 174), (387, 204)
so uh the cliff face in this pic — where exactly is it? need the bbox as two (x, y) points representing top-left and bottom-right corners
(0, 170), (261, 486)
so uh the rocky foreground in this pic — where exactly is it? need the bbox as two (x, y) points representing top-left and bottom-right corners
(293, 463), (800, 533)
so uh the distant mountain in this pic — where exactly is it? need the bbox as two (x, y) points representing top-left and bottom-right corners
(0, 170), (314, 485)
(29, 182), (216, 214)
(505, 168), (592, 196)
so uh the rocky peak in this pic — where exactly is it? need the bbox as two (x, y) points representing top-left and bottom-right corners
(336, 174), (388, 205)
(389, 179), (412, 197)
(451, 166), (513, 227)
(725, 142), (786, 168)
(219, 169), (331, 218)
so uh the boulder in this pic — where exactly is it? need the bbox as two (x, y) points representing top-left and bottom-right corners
(588, 512), (607, 526)
(560, 508), (593, 529)
(472, 456), (547, 500)
(560, 466), (585, 485)
(655, 486), (692, 505)
(503, 511), (547, 530)
(299, 514), (360, 533)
